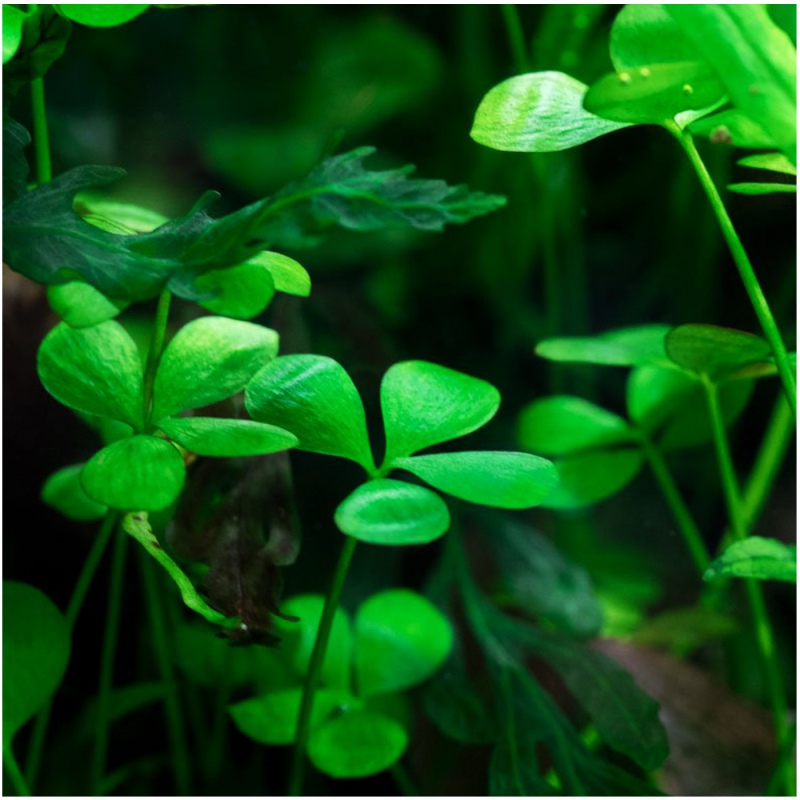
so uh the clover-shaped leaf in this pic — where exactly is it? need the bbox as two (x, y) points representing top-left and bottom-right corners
(42, 463), (107, 521)
(157, 418), (297, 458)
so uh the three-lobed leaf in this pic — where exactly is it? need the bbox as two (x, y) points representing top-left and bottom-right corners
(704, 537), (796, 583)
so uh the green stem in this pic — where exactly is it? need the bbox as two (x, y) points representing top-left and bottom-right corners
(289, 535), (358, 797)
(674, 128), (796, 419)
(25, 510), (119, 788)
(501, 4), (530, 73)
(30, 77), (51, 185)
(640, 434), (711, 573)
(142, 289), (172, 427)
(390, 762), (420, 796)
(4, 748), (31, 796)
(90, 528), (129, 795)
(139, 551), (191, 795)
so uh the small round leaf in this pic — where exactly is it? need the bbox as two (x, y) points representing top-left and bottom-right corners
(55, 4), (149, 27)
(195, 262), (276, 320)
(42, 463), (108, 520)
(2, 6), (26, 64)
(254, 251), (311, 297)
(47, 282), (129, 328)
(157, 417), (297, 457)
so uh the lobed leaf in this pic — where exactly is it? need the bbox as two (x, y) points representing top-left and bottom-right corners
(41, 463), (107, 521)
(157, 417), (297, 458)
(704, 537), (796, 584)
(54, 4), (149, 27)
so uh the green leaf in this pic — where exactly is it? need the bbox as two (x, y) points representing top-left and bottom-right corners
(517, 396), (636, 456)
(334, 479), (450, 546)
(471, 71), (631, 153)
(152, 317), (278, 421)
(704, 537), (797, 583)
(2, 6), (25, 63)
(393, 452), (558, 509)
(37, 320), (144, 429)
(274, 595), (352, 690)
(308, 710), (408, 778)
(631, 606), (737, 653)
(82, 436), (185, 511)
(381, 360), (500, 464)
(490, 735), (555, 796)
(354, 589), (454, 696)
(536, 324), (671, 368)
(3, 582), (70, 747)
(727, 182), (796, 195)
(41, 463), (108, 520)
(246, 355), (373, 470)
(255, 251), (311, 297)
(194, 262), (275, 320)
(664, 324), (771, 382)
(738, 152), (797, 176)
(3, 117), (31, 206)
(229, 687), (353, 746)
(47, 282), (129, 328)
(542, 450), (644, 509)
(689, 108), (776, 148)
(55, 4), (149, 27)
(157, 417), (297, 458)
(74, 194), (171, 233)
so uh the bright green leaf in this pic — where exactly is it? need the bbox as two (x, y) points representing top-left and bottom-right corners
(37, 320), (144, 429)
(471, 71), (631, 153)
(3, 582), (70, 747)
(255, 251), (311, 297)
(381, 360), (500, 464)
(704, 537), (797, 583)
(518, 396), (635, 456)
(74, 194), (170, 233)
(689, 108), (776, 148)
(738, 153), (797, 176)
(3, 6), (26, 64)
(308, 710), (407, 778)
(195, 262), (276, 320)
(393, 452), (558, 509)
(152, 317), (278, 421)
(41, 463), (107, 521)
(82, 436), (185, 511)
(354, 589), (454, 696)
(246, 355), (373, 470)
(334, 479), (450, 546)
(157, 417), (296, 457)
(728, 182), (796, 195)
(55, 4), (149, 27)
(47, 282), (129, 328)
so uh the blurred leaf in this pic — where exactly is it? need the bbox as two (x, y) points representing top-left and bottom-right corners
(738, 153), (796, 176)
(308, 710), (407, 778)
(769, 4), (797, 46)
(394, 452), (558, 509)
(246, 355), (374, 470)
(3, 582), (70, 747)
(704, 537), (797, 583)
(37, 320), (144, 429)
(689, 108), (775, 148)
(631, 606), (738, 653)
(54, 4), (149, 27)
(41, 463), (108, 521)
(381, 360), (500, 464)
(76, 683), (165, 740)
(518, 396), (635, 456)
(334, 479), (450, 546)
(490, 727), (555, 796)
(47, 281), (129, 328)
(471, 71), (630, 152)
(536, 324), (671, 367)
(354, 589), (453, 696)
(157, 417), (297, 458)
(153, 317), (278, 422)
(727, 182), (796, 195)
(2, 6), (25, 64)
(3, 117), (30, 206)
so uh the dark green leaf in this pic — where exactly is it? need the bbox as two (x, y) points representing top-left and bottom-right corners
(334, 479), (450, 546)
(631, 606), (738, 652)
(47, 282), (129, 328)
(82, 436), (185, 511)
(246, 355), (373, 470)
(157, 417), (297, 457)
(381, 360), (500, 464)
(152, 317), (277, 421)
(728, 182), (796, 195)
(354, 589), (454, 696)
(3, 117), (30, 206)
(308, 710), (407, 778)
(41, 463), (108, 520)
(471, 71), (631, 153)
(536, 324), (671, 367)
(394, 452), (558, 509)
(37, 320), (144, 429)
(490, 734), (555, 796)
(3, 582), (70, 747)
(54, 4), (149, 27)
(704, 537), (797, 583)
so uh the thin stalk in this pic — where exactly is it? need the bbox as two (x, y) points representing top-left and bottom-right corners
(25, 510), (119, 787)
(501, 4), (530, 73)
(390, 762), (420, 796)
(90, 528), (129, 795)
(704, 378), (793, 795)
(640, 434), (711, 573)
(139, 552), (191, 795)
(142, 289), (172, 427)
(4, 749), (31, 797)
(289, 535), (358, 796)
(30, 77), (51, 185)
(674, 128), (796, 418)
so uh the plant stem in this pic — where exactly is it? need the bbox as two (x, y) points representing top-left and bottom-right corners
(139, 551), (191, 795)
(674, 129), (796, 419)
(640, 435), (711, 573)
(30, 77), (51, 185)
(390, 762), (420, 796)
(25, 510), (119, 788)
(90, 528), (129, 795)
(4, 748), (31, 797)
(142, 289), (172, 427)
(501, 4), (530, 73)
(288, 535), (358, 797)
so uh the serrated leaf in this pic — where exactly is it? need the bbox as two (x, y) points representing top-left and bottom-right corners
(246, 355), (373, 470)
(3, 582), (70, 747)
(354, 589), (454, 696)
(37, 320), (144, 429)
(308, 710), (407, 778)
(704, 537), (797, 583)
(393, 452), (558, 509)
(54, 4), (149, 27)
(334, 479), (450, 546)
(518, 396), (635, 456)
(738, 153), (797, 176)
(3, 117), (31, 206)
(157, 417), (296, 457)
(471, 71), (631, 153)
(381, 360), (500, 464)
(152, 317), (278, 421)
(727, 182), (796, 195)
(82, 436), (185, 511)
(47, 281), (129, 328)
(2, 6), (26, 64)
(41, 463), (108, 520)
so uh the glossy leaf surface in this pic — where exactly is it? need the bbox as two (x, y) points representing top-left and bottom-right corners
(47, 281), (129, 328)
(194, 262), (275, 319)
(55, 5), (149, 27)
(2, 6), (26, 63)
(157, 417), (297, 457)
(41, 463), (107, 520)
(704, 537), (796, 583)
